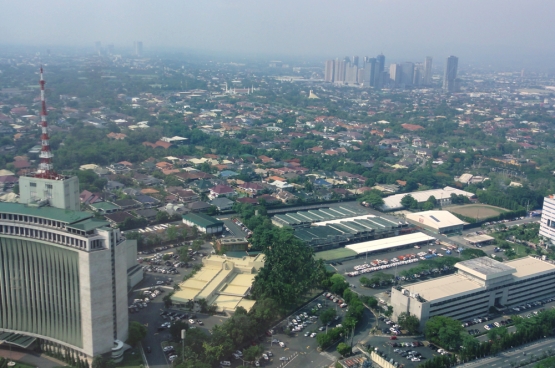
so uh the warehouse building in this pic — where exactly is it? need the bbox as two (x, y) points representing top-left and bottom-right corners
(391, 256), (555, 330)
(405, 210), (467, 234)
(182, 212), (224, 234)
(272, 206), (363, 228)
(380, 186), (475, 211)
(294, 214), (409, 250)
(345, 232), (436, 256)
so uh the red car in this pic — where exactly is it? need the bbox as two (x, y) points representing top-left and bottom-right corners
(389, 336), (397, 340)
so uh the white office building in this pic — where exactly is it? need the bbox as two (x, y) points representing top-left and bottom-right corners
(391, 256), (555, 330)
(539, 195), (555, 245)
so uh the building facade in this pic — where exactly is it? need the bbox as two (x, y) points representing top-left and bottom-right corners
(0, 202), (139, 360)
(391, 257), (555, 330)
(539, 195), (555, 245)
(19, 175), (80, 211)
(443, 55), (459, 92)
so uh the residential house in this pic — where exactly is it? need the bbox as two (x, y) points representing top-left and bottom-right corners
(113, 198), (141, 210)
(105, 180), (125, 191)
(79, 190), (103, 205)
(187, 201), (212, 213)
(135, 208), (159, 220)
(208, 185), (236, 200)
(210, 197), (235, 212)
(135, 195), (159, 208)
(104, 211), (136, 226)
(275, 191), (298, 204)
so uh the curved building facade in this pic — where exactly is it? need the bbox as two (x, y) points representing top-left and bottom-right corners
(0, 201), (138, 359)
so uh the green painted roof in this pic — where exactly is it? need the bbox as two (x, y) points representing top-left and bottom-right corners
(89, 201), (120, 211)
(67, 218), (110, 231)
(0, 202), (92, 224)
(182, 212), (223, 228)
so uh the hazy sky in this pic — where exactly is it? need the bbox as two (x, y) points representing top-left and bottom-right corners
(1, 0), (554, 66)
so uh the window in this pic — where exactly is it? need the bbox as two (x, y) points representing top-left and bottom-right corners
(30, 182), (36, 187)
(46, 184), (53, 189)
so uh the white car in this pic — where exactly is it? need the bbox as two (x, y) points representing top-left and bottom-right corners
(235, 350), (243, 357)
(279, 342), (286, 348)
(163, 346), (174, 352)
(262, 354), (269, 360)
(156, 281), (165, 285)
(279, 357), (289, 361)
(310, 332), (317, 338)
(220, 361), (231, 366)
(189, 319), (195, 324)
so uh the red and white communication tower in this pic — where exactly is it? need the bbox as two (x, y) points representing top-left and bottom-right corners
(36, 67), (59, 179)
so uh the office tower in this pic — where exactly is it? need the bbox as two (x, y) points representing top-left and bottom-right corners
(334, 58), (347, 83)
(401, 62), (415, 86)
(443, 55), (458, 92)
(324, 60), (335, 82)
(358, 68), (365, 85)
(0, 68), (141, 362)
(345, 64), (358, 84)
(352, 56), (359, 68)
(375, 54), (385, 87)
(389, 64), (402, 87)
(413, 63), (423, 86)
(423, 57), (433, 85)
(365, 58), (377, 87)
(134, 41), (143, 57)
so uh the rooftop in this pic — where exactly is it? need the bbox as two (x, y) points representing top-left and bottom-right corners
(403, 274), (484, 302)
(346, 232), (435, 254)
(455, 257), (516, 280)
(505, 257), (555, 279)
(405, 210), (467, 229)
(0, 202), (92, 224)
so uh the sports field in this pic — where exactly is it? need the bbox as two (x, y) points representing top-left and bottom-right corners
(448, 204), (508, 220)
(315, 247), (357, 261)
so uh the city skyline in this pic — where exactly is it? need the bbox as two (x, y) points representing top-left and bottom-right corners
(0, 0), (554, 69)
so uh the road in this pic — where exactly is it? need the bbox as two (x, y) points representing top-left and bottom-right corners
(457, 337), (555, 368)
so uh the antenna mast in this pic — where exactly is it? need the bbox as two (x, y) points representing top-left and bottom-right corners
(36, 67), (58, 179)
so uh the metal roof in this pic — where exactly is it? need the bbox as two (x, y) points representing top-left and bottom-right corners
(0, 202), (92, 224)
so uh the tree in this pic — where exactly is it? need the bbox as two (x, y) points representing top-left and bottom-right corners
(320, 308), (337, 325)
(401, 194), (417, 209)
(397, 312), (420, 335)
(167, 225), (178, 242)
(169, 320), (189, 341)
(461, 248), (487, 260)
(243, 345), (264, 362)
(359, 191), (384, 208)
(422, 201), (434, 211)
(127, 321), (147, 346)
(337, 342), (351, 357)
(251, 227), (326, 310)
(425, 316), (464, 351)
(329, 274), (348, 295)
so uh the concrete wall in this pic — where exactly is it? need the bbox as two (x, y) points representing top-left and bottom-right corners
(115, 239), (130, 344)
(19, 176), (80, 211)
(79, 247), (114, 357)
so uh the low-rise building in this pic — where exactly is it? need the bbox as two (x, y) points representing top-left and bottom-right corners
(405, 210), (466, 234)
(391, 256), (555, 330)
(182, 213), (224, 234)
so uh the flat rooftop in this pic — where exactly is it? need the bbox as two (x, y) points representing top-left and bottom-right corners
(506, 257), (555, 279)
(463, 234), (495, 243)
(403, 274), (484, 302)
(455, 257), (516, 280)
(345, 232), (435, 255)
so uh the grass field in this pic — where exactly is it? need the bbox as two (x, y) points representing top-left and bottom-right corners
(316, 248), (357, 261)
(448, 204), (508, 220)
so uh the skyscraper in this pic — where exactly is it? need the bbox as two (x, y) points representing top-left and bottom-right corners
(443, 56), (458, 92)
(324, 60), (335, 82)
(400, 62), (415, 87)
(334, 58), (347, 83)
(365, 58), (377, 87)
(375, 54), (385, 88)
(345, 64), (358, 84)
(423, 56), (433, 85)
(352, 55), (359, 68)
(134, 41), (143, 57)
(389, 64), (402, 87)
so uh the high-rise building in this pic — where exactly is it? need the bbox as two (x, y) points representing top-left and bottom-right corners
(0, 69), (142, 362)
(334, 58), (347, 83)
(413, 64), (422, 87)
(375, 54), (385, 88)
(443, 55), (458, 92)
(423, 56), (433, 85)
(352, 56), (359, 68)
(364, 58), (377, 87)
(400, 62), (415, 87)
(324, 60), (335, 82)
(345, 64), (358, 84)
(134, 41), (143, 57)
(389, 64), (402, 87)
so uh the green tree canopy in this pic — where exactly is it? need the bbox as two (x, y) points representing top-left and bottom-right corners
(397, 312), (420, 335)
(424, 316), (464, 351)
(127, 321), (147, 346)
